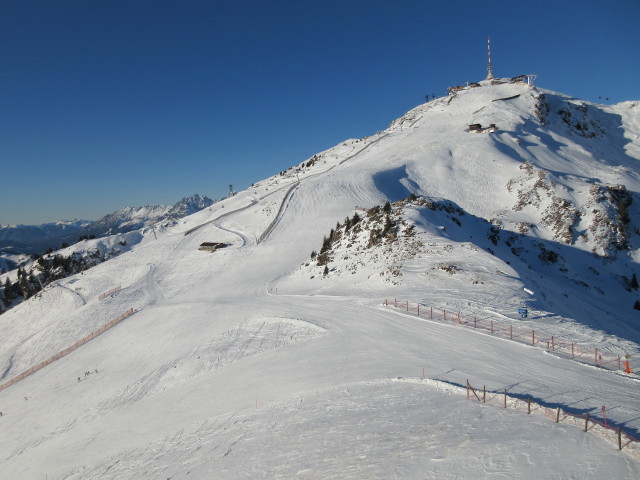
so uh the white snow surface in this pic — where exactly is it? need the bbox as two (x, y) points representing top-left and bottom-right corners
(2, 82), (640, 478)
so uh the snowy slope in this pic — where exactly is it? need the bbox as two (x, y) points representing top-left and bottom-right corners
(1, 80), (640, 479)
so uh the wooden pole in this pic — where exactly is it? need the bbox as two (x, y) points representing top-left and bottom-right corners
(527, 398), (531, 414)
(584, 413), (590, 432)
(491, 320), (494, 333)
(571, 343), (574, 359)
(444, 310), (447, 321)
(509, 325), (512, 339)
(457, 313), (461, 324)
(467, 380), (481, 402)
(483, 385), (486, 403)
(618, 427), (623, 450)
(532, 330), (535, 345)
(504, 389), (507, 408)
(474, 317), (477, 328)
(595, 348), (598, 367)
(417, 305), (420, 315)
(556, 407), (561, 423)
(406, 301), (409, 311)
(430, 307), (433, 319)
(551, 336), (555, 351)
(467, 380), (469, 399)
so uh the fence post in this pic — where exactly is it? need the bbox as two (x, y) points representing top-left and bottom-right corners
(572, 343), (575, 359)
(504, 389), (507, 408)
(430, 307), (432, 319)
(444, 310), (447, 321)
(527, 398), (531, 414)
(551, 336), (555, 351)
(394, 298), (397, 308)
(618, 427), (623, 450)
(595, 348), (598, 367)
(483, 385), (486, 403)
(532, 330), (535, 345)
(584, 413), (590, 432)
(509, 325), (512, 339)
(556, 407), (561, 423)
(474, 317), (477, 328)
(618, 356), (621, 371)
(417, 305), (420, 316)
(491, 320), (494, 334)
(466, 380), (469, 399)
(406, 301), (409, 312)
(457, 313), (461, 324)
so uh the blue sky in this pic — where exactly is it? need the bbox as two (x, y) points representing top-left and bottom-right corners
(1, 0), (639, 225)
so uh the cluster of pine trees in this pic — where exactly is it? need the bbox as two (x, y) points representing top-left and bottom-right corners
(0, 249), (120, 314)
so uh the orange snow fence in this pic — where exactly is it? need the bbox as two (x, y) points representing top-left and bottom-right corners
(0, 308), (136, 392)
(98, 285), (122, 300)
(466, 379), (640, 456)
(383, 298), (638, 375)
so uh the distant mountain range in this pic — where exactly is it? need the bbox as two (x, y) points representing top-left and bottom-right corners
(0, 194), (214, 258)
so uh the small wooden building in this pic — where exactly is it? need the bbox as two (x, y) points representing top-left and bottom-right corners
(199, 242), (228, 252)
(468, 123), (497, 133)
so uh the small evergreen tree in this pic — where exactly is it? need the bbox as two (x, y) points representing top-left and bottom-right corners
(631, 273), (639, 291)
(323, 265), (329, 276)
(320, 236), (331, 254)
(383, 201), (392, 214)
(383, 215), (394, 236)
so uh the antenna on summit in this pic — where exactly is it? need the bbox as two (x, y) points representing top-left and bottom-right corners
(486, 36), (494, 80)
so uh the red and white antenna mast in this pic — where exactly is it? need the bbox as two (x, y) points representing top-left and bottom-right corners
(486, 36), (494, 80)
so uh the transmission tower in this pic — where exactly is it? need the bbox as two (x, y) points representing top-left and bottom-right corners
(486, 36), (494, 80)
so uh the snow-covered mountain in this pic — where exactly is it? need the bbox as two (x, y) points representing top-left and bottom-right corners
(83, 193), (214, 237)
(0, 194), (214, 257)
(1, 79), (640, 478)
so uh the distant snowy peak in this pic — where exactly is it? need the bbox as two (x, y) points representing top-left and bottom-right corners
(88, 204), (172, 235)
(166, 194), (214, 219)
(0, 194), (214, 255)
(86, 194), (214, 236)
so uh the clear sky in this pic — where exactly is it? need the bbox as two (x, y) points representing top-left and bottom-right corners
(1, 0), (639, 225)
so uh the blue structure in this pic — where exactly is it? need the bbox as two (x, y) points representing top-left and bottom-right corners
(518, 308), (528, 319)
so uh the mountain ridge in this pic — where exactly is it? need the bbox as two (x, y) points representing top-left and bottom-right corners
(0, 193), (214, 257)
